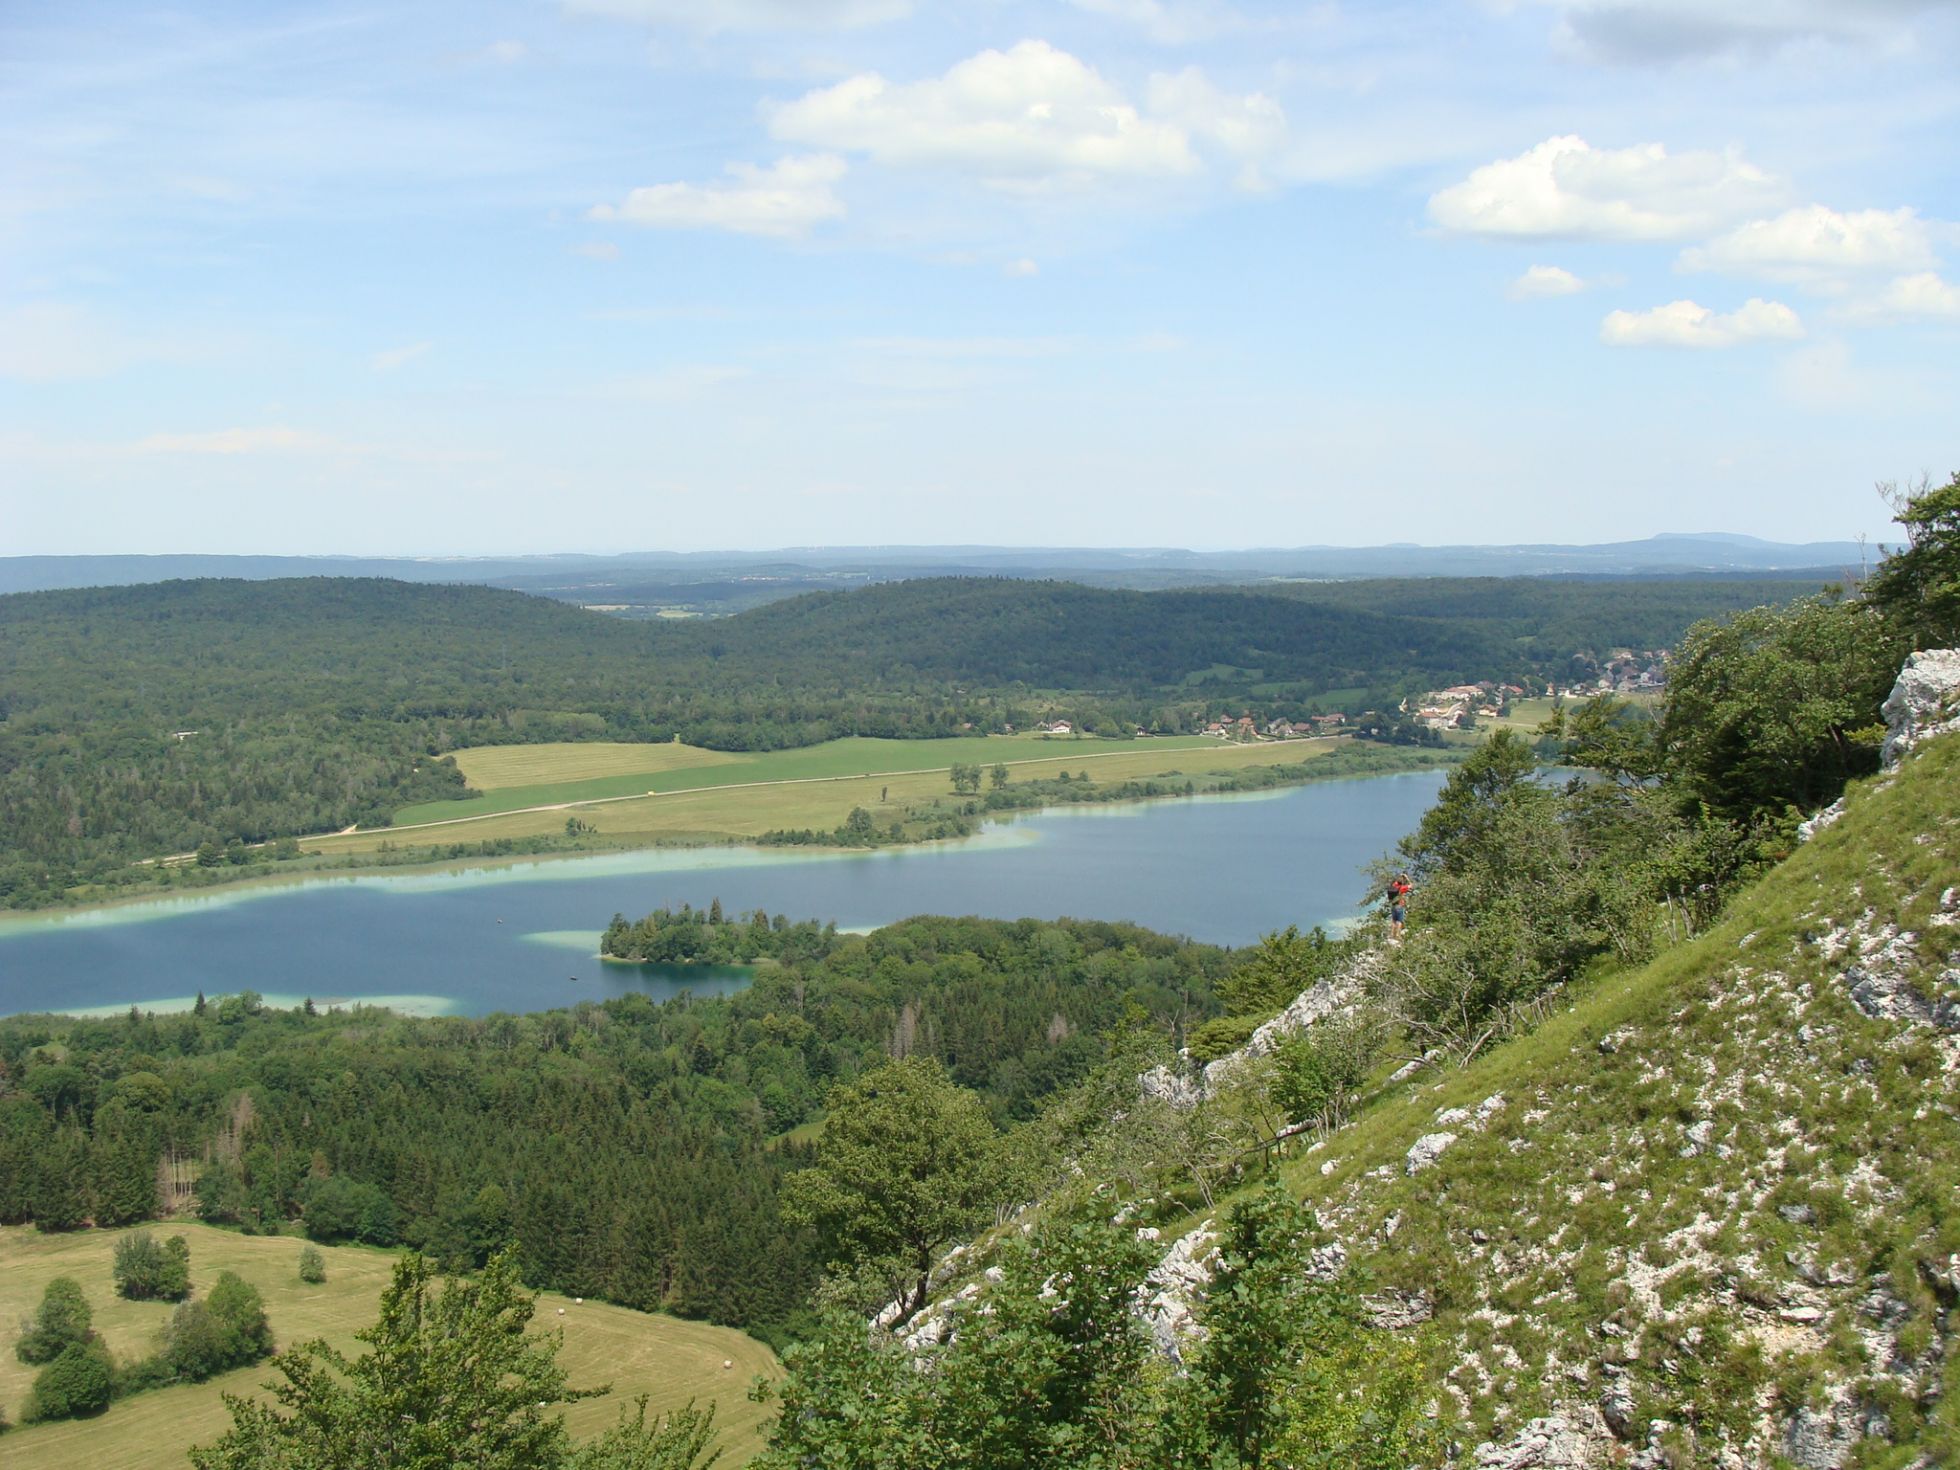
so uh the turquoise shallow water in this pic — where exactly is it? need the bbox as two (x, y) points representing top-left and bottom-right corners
(0, 772), (1445, 1018)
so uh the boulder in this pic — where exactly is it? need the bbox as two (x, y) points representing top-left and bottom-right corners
(1406, 1131), (1457, 1174)
(1880, 648), (1960, 769)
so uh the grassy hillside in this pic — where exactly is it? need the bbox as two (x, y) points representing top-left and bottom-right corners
(1272, 730), (1960, 1460)
(0, 1222), (779, 1468)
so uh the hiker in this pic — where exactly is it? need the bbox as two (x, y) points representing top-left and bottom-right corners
(1386, 872), (1412, 941)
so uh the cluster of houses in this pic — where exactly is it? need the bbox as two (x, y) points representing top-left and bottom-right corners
(1406, 681), (1528, 732)
(1200, 712), (1346, 740)
(1553, 649), (1669, 700)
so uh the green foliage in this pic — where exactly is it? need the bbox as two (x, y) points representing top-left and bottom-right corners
(949, 762), (982, 795)
(1659, 593), (1899, 822)
(160, 1271), (273, 1383)
(781, 1056), (1004, 1323)
(0, 571), (1817, 906)
(14, 1275), (93, 1365)
(1186, 1014), (1260, 1065)
(1217, 925), (1351, 1019)
(566, 1397), (721, 1470)
(191, 1251), (593, 1470)
(1269, 1013), (1384, 1128)
(756, 1191), (1436, 1470)
(601, 905), (834, 965)
(1868, 470), (1960, 648)
(298, 1245), (327, 1284)
(0, 915), (1224, 1337)
(302, 1175), (399, 1246)
(25, 1339), (114, 1422)
(112, 1230), (192, 1301)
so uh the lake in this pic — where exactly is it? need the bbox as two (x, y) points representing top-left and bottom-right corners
(0, 771), (1446, 1019)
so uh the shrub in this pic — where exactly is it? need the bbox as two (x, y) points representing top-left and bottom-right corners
(15, 1276), (92, 1365)
(26, 1340), (113, 1422)
(298, 1245), (326, 1283)
(1186, 1015), (1259, 1066)
(113, 1230), (192, 1301)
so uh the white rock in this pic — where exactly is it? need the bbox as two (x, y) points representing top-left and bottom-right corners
(1406, 1131), (1458, 1174)
(1881, 648), (1960, 768)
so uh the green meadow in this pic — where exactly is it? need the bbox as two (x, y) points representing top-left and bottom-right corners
(395, 732), (1224, 826)
(0, 1222), (779, 1469)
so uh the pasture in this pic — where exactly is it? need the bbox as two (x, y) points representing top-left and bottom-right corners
(0, 1222), (779, 1469)
(400, 733), (1225, 825)
(308, 736), (1342, 857)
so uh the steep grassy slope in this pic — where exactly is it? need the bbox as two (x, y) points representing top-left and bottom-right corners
(1281, 732), (1960, 1464)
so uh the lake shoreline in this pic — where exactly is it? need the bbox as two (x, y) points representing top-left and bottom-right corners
(3, 748), (1459, 927)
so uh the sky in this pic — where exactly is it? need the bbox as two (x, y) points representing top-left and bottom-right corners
(2, 0), (1956, 556)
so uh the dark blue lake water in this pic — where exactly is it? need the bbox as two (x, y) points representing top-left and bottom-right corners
(0, 771), (1445, 1018)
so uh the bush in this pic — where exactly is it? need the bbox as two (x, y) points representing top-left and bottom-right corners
(15, 1276), (92, 1365)
(26, 1340), (113, 1422)
(1186, 1015), (1259, 1066)
(113, 1230), (192, 1301)
(298, 1245), (326, 1283)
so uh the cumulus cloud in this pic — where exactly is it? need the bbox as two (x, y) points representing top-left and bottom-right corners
(1539, 1), (1952, 65)
(1508, 264), (1587, 298)
(563, 0), (909, 32)
(1836, 272), (1960, 323)
(1429, 135), (1785, 242)
(766, 41), (1210, 189)
(1680, 205), (1940, 282)
(371, 341), (431, 373)
(134, 427), (335, 454)
(572, 241), (621, 262)
(1004, 257), (1040, 277)
(1599, 297), (1804, 347)
(590, 155), (847, 238)
(1145, 68), (1287, 189)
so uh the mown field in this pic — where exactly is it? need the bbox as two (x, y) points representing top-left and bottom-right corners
(308, 736), (1341, 857)
(397, 733), (1224, 826)
(0, 1222), (779, 1469)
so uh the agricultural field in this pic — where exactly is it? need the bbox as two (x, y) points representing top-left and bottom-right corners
(309, 735), (1342, 858)
(0, 1223), (779, 1469)
(401, 732), (1225, 825)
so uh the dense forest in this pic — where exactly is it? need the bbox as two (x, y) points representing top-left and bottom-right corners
(0, 915), (1229, 1341)
(0, 572), (1825, 905)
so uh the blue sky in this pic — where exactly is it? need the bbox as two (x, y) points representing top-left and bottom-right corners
(2, 0), (1956, 554)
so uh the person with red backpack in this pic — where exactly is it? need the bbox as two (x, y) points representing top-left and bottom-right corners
(1386, 872), (1412, 941)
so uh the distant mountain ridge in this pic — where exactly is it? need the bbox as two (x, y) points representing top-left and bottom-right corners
(0, 532), (1871, 602)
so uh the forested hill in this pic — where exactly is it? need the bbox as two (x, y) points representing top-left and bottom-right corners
(0, 572), (1827, 903)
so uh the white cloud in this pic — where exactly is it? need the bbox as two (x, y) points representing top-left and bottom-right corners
(1680, 205), (1940, 282)
(371, 341), (432, 373)
(1145, 68), (1288, 189)
(573, 241), (621, 262)
(1599, 297), (1805, 347)
(134, 426), (335, 454)
(1539, 1), (1952, 65)
(1429, 135), (1786, 242)
(563, 0), (909, 32)
(590, 155), (846, 238)
(1508, 264), (1587, 298)
(1836, 271), (1960, 323)
(767, 41), (1203, 189)
(1005, 257), (1040, 277)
